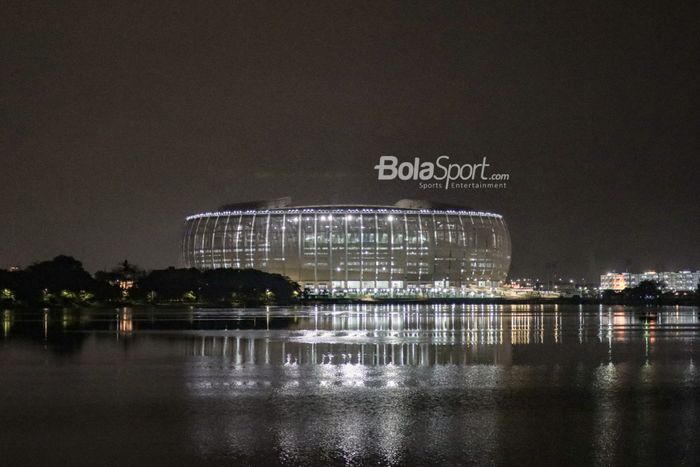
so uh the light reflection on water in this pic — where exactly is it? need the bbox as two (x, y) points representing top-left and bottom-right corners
(1, 304), (699, 465)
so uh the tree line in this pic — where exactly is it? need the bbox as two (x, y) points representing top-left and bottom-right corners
(0, 255), (300, 307)
(601, 279), (700, 304)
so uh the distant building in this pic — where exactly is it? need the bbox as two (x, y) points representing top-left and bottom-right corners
(600, 272), (631, 291)
(655, 271), (700, 291)
(182, 198), (512, 294)
(600, 271), (700, 292)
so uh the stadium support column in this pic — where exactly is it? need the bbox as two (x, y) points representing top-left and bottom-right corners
(313, 213), (318, 287)
(210, 215), (219, 269)
(344, 214), (349, 288)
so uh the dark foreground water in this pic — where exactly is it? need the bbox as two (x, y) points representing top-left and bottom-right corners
(1, 305), (699, 466)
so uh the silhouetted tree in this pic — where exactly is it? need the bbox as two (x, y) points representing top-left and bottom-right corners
(12, 256), (97, 304)
(3, 256), (300, 306)
(199, 268), (299, 305)
(627, 280), (664, 301)
(133, 267), (202, 301)
(601, 289), (620, 303)
(0, 269), (18, 303)
(94, 260), (145, 301)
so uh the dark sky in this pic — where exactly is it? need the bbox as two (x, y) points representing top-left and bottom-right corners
(2, 0), (699, 280)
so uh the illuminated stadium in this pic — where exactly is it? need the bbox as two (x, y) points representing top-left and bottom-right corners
(182, 198), (511, 295)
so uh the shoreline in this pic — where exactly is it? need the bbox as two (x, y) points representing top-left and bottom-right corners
(3, 297), (699, 310)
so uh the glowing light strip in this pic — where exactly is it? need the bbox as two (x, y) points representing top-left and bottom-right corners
(186, 208), (503, 221)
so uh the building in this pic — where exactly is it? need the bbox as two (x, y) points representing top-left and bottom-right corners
(600, 272), (631, 291)
(182, 198), (511, 294)
(659, 271), (700, 291)
(600, 270), (700, 292)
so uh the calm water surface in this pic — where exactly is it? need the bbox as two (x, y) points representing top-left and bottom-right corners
(1, 304), (699, 466)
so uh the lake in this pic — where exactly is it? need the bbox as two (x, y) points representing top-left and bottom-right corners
(1, 304), (699, 465)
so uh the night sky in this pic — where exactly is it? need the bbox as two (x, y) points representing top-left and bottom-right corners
(2, 1), (699, 281)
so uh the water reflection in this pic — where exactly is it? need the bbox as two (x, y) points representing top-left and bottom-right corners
(1, 305), (699, 465)
(3, 309), (12, 336)
(118, 308), (133, 334)
(2, 304), (700, 361)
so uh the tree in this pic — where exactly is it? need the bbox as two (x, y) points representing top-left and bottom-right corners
(199, 268), (300, 306)
(134, 267), (202, 301)
(601, 288), (619, 303)
(628, 280), (663, 301)
(0, 269), (18, 302)
(14, 256), (97, 304)
(94, 260), (145, 301)
(1, 287), (15, 303)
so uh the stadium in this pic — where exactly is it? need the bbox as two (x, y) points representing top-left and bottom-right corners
(182, 198), (511, 295)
